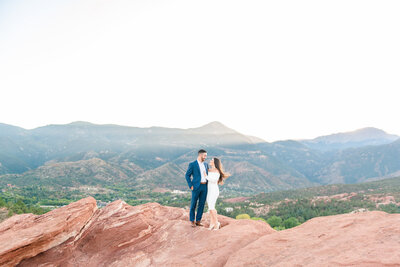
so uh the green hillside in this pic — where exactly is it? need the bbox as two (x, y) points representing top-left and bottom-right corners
(219, 176), (400, 230)
(1, 121), (400, 195)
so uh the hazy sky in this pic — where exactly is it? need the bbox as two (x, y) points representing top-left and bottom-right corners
(1, 0), (399, 141)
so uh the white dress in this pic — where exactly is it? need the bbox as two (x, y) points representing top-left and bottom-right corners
(206, 171), (220, 210)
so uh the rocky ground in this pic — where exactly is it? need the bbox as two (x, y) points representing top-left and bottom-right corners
(1, 197), (400, 266)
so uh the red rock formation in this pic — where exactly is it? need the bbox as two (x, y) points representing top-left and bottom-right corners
(368, 195), (398, 207)
(0, 197), (97, 267)
(223, 196), (250, 203)
(9, 199), (274, 266)
(226, 211), (400, 266)
(1, 197), (400, 266)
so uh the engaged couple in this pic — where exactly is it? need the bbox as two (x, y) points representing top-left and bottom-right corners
(185, 149), (230, 230)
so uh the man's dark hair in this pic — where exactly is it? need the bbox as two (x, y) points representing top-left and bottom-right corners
(198, 149), (207, 154)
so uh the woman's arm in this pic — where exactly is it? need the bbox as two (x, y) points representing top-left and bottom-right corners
(205, 172), (219, 183)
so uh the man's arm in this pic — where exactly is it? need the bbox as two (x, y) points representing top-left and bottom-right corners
(185, 162), (194, 189)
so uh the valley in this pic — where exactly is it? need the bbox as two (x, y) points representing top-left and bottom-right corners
(1, 121), (400, 227)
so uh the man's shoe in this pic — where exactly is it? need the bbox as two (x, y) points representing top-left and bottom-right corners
(195, 221), (204, 227)
(191, 221), (196, 227)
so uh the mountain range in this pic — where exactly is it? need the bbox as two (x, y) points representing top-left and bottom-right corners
(300, 127), (399, 151)
(1, 121), (399, 193)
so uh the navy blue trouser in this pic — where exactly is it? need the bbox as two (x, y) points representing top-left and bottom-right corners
(190, 184), (208, 222)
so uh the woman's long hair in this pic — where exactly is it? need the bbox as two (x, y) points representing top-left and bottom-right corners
(213, 157), (230, 185)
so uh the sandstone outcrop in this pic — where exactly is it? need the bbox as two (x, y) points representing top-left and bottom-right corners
(226, 211), (400, 266)
(1, 197), (400, 266)
(0, 197), (97, 266)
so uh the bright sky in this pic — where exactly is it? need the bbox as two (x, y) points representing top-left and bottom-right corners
(1, 0), (399, 141)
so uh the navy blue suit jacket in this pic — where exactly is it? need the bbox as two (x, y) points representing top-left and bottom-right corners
(185, 160), (209, 190)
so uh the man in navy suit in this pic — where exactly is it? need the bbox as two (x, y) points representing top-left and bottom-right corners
(185, 149), (209, 227)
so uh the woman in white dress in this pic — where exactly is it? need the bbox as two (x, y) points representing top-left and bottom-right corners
(203, 157), (230, 230)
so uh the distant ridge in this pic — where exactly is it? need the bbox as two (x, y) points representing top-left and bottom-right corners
(301, 127), (399, 151)
(312, 127), (399, 143)
(189, 121), (237, 134)
(66, 121), (96, 126)
(0, 123), (28, 135)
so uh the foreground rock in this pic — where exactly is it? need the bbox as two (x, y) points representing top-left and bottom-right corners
(227, 211), (400, 266)
(1, 197), (400, 266)
(5, 198), (274, 266)
(0, 197), (97, 266)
